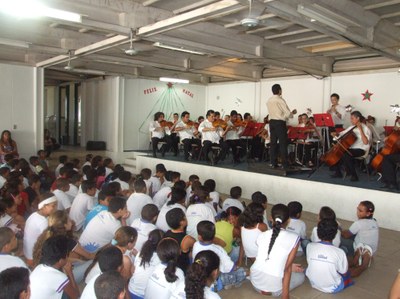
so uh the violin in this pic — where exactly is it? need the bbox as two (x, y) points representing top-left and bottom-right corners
(212, 119), (228, 130)
(159, 120), (174, 128)
(186, 120), (199, 129)
(233, 120), (248, 127)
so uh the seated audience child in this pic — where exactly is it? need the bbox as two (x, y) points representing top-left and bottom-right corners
(286, 201), (307, 255)
(53, 178), (72, 212)
(185, 174), (200, 206)
(23, 193), (57, 266)
(156, 182), (187, 232)
(55, 155), (68, 178)
(30, 235), (80, 299)
(103, 158), (114, 178)
(91, 155), (103, 169)
(251, 191), (269, 227)
(222, 186), (244, 212)
(131, 204), (159, 252)
(82, 154), (93, 170)
(306, 219), (352, 293)
(96, 166), (106, 190)
(171, 250), (221, 299)
(81, 246), (123, 299)
(149, 164), (167, 196)
(66, 171), (82, 201)
(94, 271), (126, 299)
(24, 174), (41, 209)
(127, 179), (153, 224)
(145, 238), (184, 299)
(0, 197), (25, 232)
(193, 221), (246, 290)
(0, 267), (30, 299)
(69, 180), (97, 231)
(153, 171), (181, 209)
(114, 170), (132, 194)
(310, 206), (341, 248)
(204, 179), (219, 212)
(186, 186), (215, 240)
(250, 204), (305, 298)
(128, 229), (164, 299)
(112, 226), (138, 280)
(0, 227), (28, 272)
(140, 168), (153, 196)
(215, 207), (242, 263)
(165, 208), (196, 274)
(341, 200), (379, 277)
(0, 167), (9, 190)
(240, 203), (268, 264)
(79, 196), (129, 253)
(85, 182), (120, 228)
(32, 210), (94, 283)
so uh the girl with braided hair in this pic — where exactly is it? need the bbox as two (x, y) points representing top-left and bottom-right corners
(250, 204), (305, 299)
(145, 238), (184, 299)
(128, 229), (164, 299)
(171, 250), (221, 299)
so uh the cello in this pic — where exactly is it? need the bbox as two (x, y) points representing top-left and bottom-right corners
(321, 126), (357, 166)
(370, 129), (400, 171)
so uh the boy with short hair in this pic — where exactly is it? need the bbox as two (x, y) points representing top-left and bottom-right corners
(287, 201), (307, 255)
(66, 171), (82, 201)
(140, 168), (153, 196)
(131, 204), (159, 252)
(69, 180), (97, 231)
(79, 197), (129, 253)
(94, 271), (126, 299)
(306, 219), (351, 293)
(55, 155), (68, 178)
(53, 178), (71, 212)
(0, 267), (30, 299)
(103, 158), (114, 178)
(185, 174), (199, 206)
(24, 174), (41, 208)
(126, 179), (153, 224)
(192, 220), (246, 289)
(222, 186), (244, 212)
(153, 171), (181, 209)
(148, 164), (167, 196)
(0, 227), (28, 272)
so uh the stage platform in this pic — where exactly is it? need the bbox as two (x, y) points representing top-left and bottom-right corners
(132, 151), (400, 231)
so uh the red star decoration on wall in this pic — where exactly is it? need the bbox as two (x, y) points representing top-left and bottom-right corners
(361, 90), (373, 101)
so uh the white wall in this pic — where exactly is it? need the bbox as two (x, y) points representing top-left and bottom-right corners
(123, 79), (206, 151)
(0, 63), (43, 159)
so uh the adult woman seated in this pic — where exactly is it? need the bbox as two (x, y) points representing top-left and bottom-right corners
(0, 130), (19, 163)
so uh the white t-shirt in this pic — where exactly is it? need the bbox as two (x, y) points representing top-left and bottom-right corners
(149, 176), (161, 196)
(105, 167), (113, 178)
(222, 198), (244, 212)
(338, 124), (371, 152)
(349, 218), (379, 254)
(79, 210), (121, 252)
(53, 189), (72, 211)
(185, 185), (193, 206)
(156, 202), (186, 232)
(54, 163), (64, 178)
(171, 281), (221, 299)
(128, 252), (161, 297)
(0, 213), (13, 227)
(145, 263), (185, 299)
(127, 192), (153, 225)
(153, 186), (172, 209)
(306, 242), (348, 293)
(0, 255), (28, 273)
(144, 179), (152, 196)
(80, 273), (100, 299)
(23, 212), (48, 260)
(131, 218), (157, 252)
(286, 218), (307, 252)
(0, 176), (6, 189)
(186, 203), (215, 239)
(241, 225), (263, 258)
(66, 184), (79, 202)
(69, 193), (95, 231)
(30, 264), (69, 299)
(113, 178), (130, 191)
(310, 227), (341, 248)
(192, 242), (234, 273)
(209, 191), (220, 206)
(250, 229), (299, 293)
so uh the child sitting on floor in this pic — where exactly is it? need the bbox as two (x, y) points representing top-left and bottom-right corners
(222, 186), (244, 212)
(286, 201), (307, 255)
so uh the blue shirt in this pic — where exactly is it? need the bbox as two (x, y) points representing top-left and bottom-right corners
(84, 204), (108, 229)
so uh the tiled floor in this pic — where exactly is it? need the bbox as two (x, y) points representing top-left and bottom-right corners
(49, 147), (398, 299)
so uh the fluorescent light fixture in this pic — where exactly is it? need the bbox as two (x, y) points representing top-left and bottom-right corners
(159, 77), (189, 84)
(297, 4), (347, 33)
(0, 0), (82, 23)
(153, 42), (206, 56)
(0, 38), (29, 48)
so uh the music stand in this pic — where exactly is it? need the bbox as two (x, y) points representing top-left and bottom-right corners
(313, 113), (334, 155)
(287, 127), (309, 165)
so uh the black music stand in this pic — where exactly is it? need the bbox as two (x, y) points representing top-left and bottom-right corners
(288, 127), (309, 166)
(313, 113), (334, 155)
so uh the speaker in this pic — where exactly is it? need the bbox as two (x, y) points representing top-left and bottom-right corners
(86, 141), (106, 151)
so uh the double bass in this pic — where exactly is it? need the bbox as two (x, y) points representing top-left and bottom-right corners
(370, 129), (400, 171)
(321, 126), (357, 166)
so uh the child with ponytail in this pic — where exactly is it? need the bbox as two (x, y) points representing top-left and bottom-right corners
(128, 229), (164, 299)
(250, 204), (305, 299)
(171, 250), (221, 299)
(145, 238), (184, 299)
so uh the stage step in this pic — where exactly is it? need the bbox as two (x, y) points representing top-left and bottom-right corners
(124, 157), (137, 167)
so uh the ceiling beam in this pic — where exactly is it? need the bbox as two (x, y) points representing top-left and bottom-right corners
(364, 0), (400, 10)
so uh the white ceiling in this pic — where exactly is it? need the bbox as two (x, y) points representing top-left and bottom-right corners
(1, 0), (400, 85)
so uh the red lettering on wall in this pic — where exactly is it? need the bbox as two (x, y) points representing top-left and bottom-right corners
(182, 89), (194, 98)
(143, 87), (157, 94)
